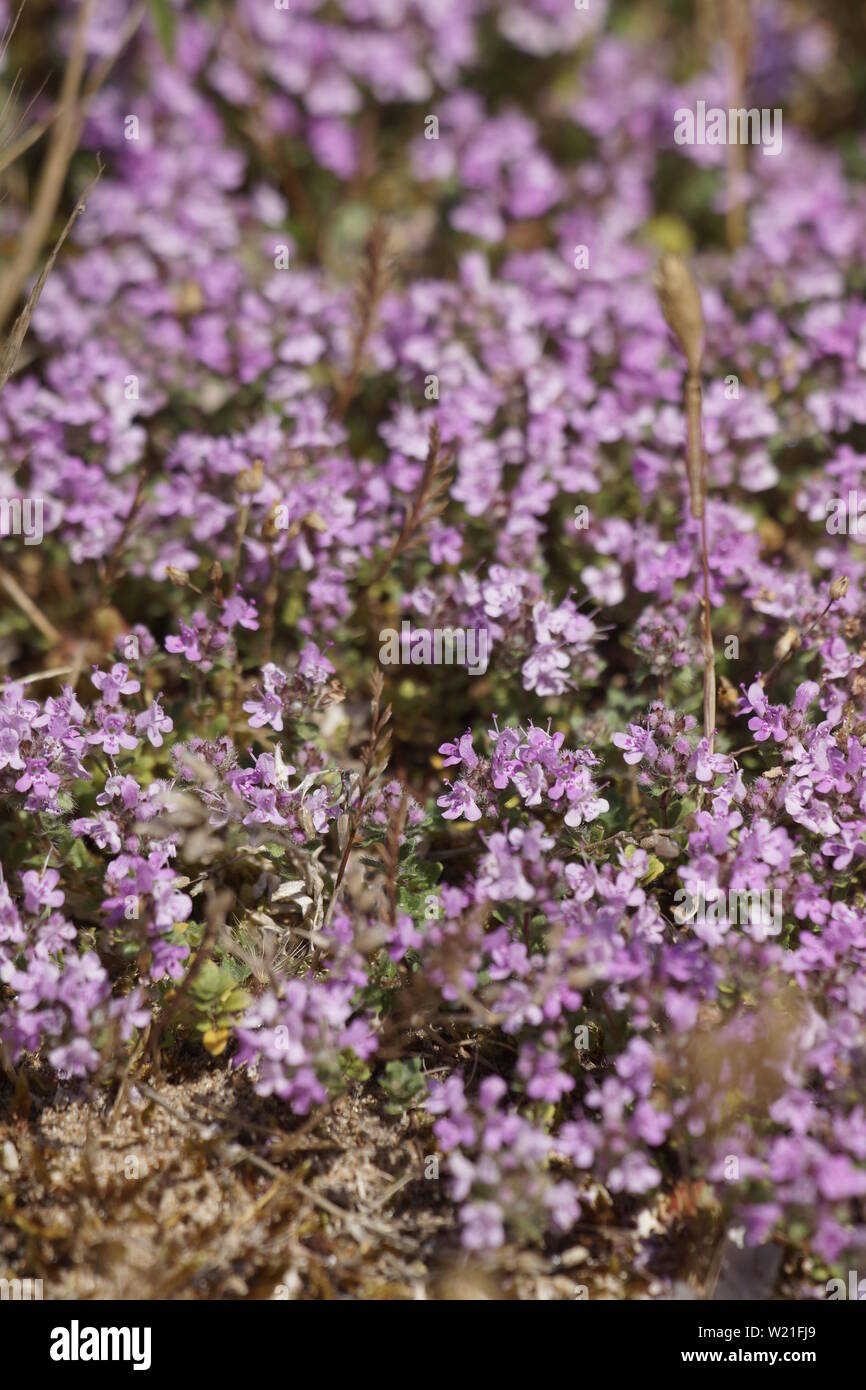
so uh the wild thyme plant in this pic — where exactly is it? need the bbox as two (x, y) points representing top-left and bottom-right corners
(0, 0), (865, 1296)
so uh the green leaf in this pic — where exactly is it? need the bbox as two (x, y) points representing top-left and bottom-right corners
(148, 0), (175, 58)
(641, 214), (694, 256)
(378, 1058), (426, 1114)
(673, 797), (698, 825)
(222, 988), (253, 1014)
(642, 854), (666, 885)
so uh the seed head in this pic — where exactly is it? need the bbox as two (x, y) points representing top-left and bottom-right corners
(655, 253), (704, 374)
(829, 575), (850, 602)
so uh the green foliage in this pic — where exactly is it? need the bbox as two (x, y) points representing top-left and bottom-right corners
(378, 1057), (426, 1114)
(147, 0), (175, 58)
(182, 957), (252, 1054)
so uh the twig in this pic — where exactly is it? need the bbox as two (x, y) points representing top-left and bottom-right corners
(322, 672), (391, 932)
(183, 1091), (328, 1150)
(15, 664), (73, 684)
(656, 254), (716, 749)
(699, 507), (716, 748)
(331, 221), (389, 423)
(724, 0), (753, 251)
(0, 3), (25, 62)
(0, 561), (61, 643)
(365, 422), (453, 588)
(81, 2), (147, 105)
(0, 2), (145, 179)
(0, 0), (94, 331)
(0, 70), (52, 174)
(761, 578), (848, 690)
(107, 1021), (150, 1128)
(0, 155), (103, 393)
(100, 466), (146, 591)
(367, 1167), (414, 1212)
(227, 460), (263, 595)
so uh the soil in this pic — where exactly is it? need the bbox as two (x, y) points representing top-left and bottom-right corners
(1, 1056), (685, 1300)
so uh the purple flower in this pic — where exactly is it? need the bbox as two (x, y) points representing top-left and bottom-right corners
(460, 1201), (505, 1251)
(21, 868), (64, 914)
(166, 613), (211, 665)
(438, 730), (478, 771)
(221, 594), (259, 630)
(243, 663), (288, 732)
(613, 725), (658, 766)
(437, 780), (482, 822)
(91, 663), (141, 707)
(135, 698), (174, 748)
(742, 681), (787, 743)
(86, 711), (139, 755)
(296, 643), (335, 685)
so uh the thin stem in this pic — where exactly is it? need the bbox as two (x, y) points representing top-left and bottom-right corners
(100, 468), (146, 592)
(762, 592), (840, 690)
(685, 372), (704, 520)
(0, 0), (94, 330)
(699, 504), (716, 750)
(724, 0), (752, 251)
(331, 222), (388, 423)
(258, 536), (278, 665)
(0, 155), (103, 394)
(0, 562), (60, 644)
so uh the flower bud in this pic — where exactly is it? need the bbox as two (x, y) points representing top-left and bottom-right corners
(262, 504), (283, 543)
(234, 460), (264, 495)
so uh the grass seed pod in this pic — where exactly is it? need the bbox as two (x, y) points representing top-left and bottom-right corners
(655, 253), (706, 519)
(655, 252), (704, 374)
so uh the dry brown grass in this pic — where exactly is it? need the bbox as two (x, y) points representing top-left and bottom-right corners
(0, 1059), (695, 1301)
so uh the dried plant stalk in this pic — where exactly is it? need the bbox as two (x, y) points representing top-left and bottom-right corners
(376, 792), (408, 931)
(0, 0), (144, 383)
(0, 561), (61, 643)
(724, 0), (753, 251)
(0, 0), (94, 330)
(322, 671), (392, 931)
(0, 4), (144, 174)
(683, 374), (705, 522)
(366, 421), (453, 587)
(762, 576), (849, 690)
(699, 521), (716, 750)
(331, 220), (390, 422)
(655, 253), (717, 749)
(0, 156), (103, 394)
